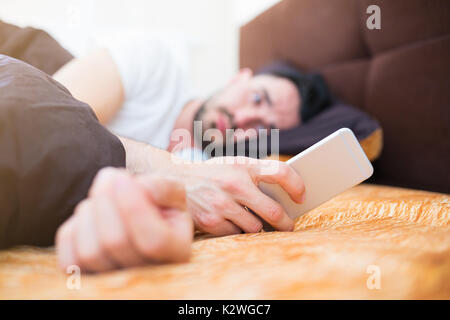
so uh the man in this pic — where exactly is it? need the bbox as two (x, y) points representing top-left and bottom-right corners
(51, 36), (332, 272)
(0, 54), (307, 273)
(55, 115), (307, 272)
(53, 35), (330, 154)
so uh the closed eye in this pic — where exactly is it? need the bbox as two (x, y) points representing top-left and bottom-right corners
(252, 92), (262, 106)
(262, 88), (272, 107)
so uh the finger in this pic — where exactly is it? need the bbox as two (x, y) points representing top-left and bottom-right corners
(187, 191), (242, 236)
(93, 195), (147, 268)
(113, 171), (188, 263)
(159, 208), (193, 262)
(87, 167), (147, 267)
(237, 185), (294, 231)
(135, 174), (186, 211)
(191, 212), (241, 236)
(222, 204), (263, 233)
(251, 161), (306, 204)
(206, 219), (242, 236)
(55, 216), (77, 271)
(73, 200), (117, 272)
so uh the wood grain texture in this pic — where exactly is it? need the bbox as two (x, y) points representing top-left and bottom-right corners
(0, 185), (448, 299)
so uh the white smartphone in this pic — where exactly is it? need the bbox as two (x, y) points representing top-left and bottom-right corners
(259, 128), (374, 221)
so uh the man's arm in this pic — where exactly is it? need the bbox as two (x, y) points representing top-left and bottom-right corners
(117, 136), (177, 174)
(118, 136), (306, 235)
(55, 135), (306, 272)
(53, 48), (124, 124)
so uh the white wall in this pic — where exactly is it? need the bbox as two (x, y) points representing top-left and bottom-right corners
(0, 0), (280, 95)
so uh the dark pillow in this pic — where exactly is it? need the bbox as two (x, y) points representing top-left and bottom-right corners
(277, 103), (382, 160)
(0, 55), (125, 249)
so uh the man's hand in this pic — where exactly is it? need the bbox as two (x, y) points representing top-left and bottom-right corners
(56, 168), (193, 273)
(113, 137), (306, 236)
(180, 157), (305, 235)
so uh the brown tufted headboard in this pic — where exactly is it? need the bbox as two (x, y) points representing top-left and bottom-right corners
(240, 0), (450, 194)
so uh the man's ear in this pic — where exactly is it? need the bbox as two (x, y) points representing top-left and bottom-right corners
(229, 68), (253, 85)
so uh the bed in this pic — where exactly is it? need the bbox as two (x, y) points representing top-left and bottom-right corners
(0, 0), (449, 299)
(1, 185), (448, 299)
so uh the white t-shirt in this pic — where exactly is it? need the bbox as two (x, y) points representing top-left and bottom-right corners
(103, 35), (192, 150)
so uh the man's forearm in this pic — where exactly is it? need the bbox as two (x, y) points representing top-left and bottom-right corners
(117, 136), (181, 174)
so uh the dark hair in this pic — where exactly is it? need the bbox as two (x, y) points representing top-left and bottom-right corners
(256, 61), (333, 123)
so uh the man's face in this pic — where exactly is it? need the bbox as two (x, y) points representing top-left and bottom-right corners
(194, 69), (301, 144)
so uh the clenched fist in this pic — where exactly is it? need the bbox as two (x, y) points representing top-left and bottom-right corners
(56, 168), (193, 273)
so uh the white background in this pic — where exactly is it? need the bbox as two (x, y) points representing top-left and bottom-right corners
(0, 0), (280, 96)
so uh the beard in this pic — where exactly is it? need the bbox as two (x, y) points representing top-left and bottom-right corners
(193, 102), (237, 153)
(192, 102), (271, 159)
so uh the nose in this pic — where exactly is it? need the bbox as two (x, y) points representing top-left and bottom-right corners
(233, 106), (267, 129)
(233, 107), (260, 128)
